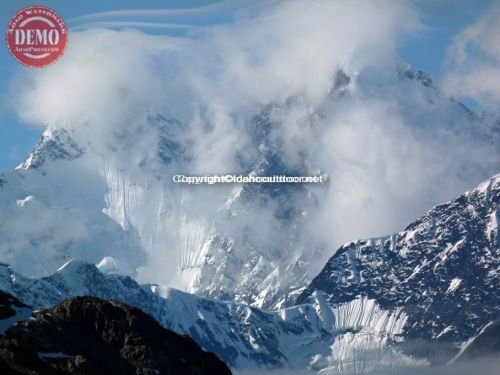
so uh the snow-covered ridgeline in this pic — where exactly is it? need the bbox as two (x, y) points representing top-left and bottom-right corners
(0, 260), (418, 372)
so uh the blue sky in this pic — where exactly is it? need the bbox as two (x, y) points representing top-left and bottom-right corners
(0, 0), (494, 172)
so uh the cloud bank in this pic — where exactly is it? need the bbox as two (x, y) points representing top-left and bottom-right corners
(8, 0), (500, 288)
(443, 2), (500, 109)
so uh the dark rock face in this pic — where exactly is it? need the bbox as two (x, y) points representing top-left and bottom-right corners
(298, 175), (500, 363)
(0, 290), (28, 320)
(0, 295), (232, 375)
(400, 68), (434, 87)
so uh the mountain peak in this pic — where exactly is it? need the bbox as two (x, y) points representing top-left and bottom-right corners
(18, 128), (84, 170)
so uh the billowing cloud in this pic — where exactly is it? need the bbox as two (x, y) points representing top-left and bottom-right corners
(7, 0), (500, 291)
(443, 3), (500, 109)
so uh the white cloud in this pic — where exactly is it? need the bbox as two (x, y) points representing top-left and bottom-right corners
(443, 3), (500, 109)
(7, 0), (500, 289)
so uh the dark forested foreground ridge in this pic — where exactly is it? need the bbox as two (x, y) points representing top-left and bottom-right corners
(0, 292), (231, 375)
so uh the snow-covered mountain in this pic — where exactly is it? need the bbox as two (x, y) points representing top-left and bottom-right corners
(298, 174), (500, 367)
(1, 66), (499, 313)
(0, 173), (498, 373)
(2, 0), (499, 370)
(0, 259), (422, 372)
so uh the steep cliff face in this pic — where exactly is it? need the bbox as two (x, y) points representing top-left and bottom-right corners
(298, 174), (500, 364)
(0, 294), (232, 375)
